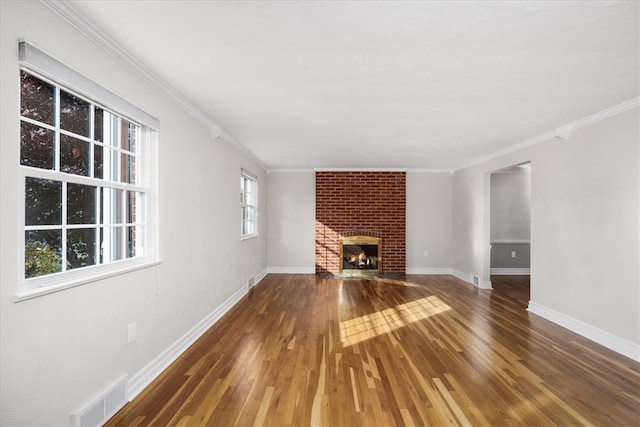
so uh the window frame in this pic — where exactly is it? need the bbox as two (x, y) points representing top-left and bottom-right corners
(15, 42), (159, 302)
(240, 170), (258, 239)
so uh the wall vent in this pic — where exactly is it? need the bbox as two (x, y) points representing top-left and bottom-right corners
(71, 375), (127, 427)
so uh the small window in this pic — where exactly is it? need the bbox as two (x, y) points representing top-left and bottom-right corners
(240, 171), (257, 237)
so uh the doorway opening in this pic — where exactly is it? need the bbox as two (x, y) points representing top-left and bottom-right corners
(489, 162), (531, 299)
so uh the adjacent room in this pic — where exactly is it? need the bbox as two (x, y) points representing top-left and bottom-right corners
(1, 1), (638, 426)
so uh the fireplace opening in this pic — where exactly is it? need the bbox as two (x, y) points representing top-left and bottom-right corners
(340, 236), (381, 275)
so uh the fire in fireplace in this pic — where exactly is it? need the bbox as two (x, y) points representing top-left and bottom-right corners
(340, 236), (381, 275)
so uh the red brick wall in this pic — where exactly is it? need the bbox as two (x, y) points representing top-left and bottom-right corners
(315, 171), (406, 275)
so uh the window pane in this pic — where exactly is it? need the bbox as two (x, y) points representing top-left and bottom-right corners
(99, 146), (118, 181)
(121, 153), (135, 184)
(109, 147), (119, 181)
(60, 89), (90, 137)
(67, 184), (96, 225)
(126, 191), (137, 223)
(111, 226), (124, 261)
(126, 226), (137, 258)
(25, 230), (62, 278)
(103, 188), (123, 225)
(25, 178), (61, 225)
(67, 228), (96, 270)
(105, 112), (118, 147)
(136, 192), (146, 223)
(20, 122), (55, 169)
(100, 226), (124, 263)
(20, 71), (54, 125)
(94, 107), (104, 142)
(94, 143), (104, 179)
(60, 134), (89, 176)
(120, 118), (137, 152)
(98, 227), (104, 264)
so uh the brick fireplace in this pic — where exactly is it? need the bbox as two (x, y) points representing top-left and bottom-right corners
(315, 171), (406, 275)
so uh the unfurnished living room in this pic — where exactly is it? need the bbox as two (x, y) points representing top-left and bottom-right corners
(1, 1), (638, 426)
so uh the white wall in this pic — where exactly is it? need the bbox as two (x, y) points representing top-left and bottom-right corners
(490, 170), (530, 241)
(266, 171), (315, 273)
(452, 106), (640, 357)
(452, 168), (491, 284)
(406, 172), (453, 273)
(0, 2), (267, 425)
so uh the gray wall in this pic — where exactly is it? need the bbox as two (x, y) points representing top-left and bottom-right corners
(490, 243), (530, 268)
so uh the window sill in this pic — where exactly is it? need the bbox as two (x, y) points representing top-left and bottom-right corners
(14, 258), (162, 303)
(241, 233), (259, 241)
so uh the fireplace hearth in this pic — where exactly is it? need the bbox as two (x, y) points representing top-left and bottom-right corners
(340, 236), (381, 275)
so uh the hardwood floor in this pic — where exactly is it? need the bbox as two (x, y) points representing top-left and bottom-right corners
(106, 274), (640, 426)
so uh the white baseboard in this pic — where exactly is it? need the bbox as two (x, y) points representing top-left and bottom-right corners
(269, 267), (458, 276)
(405, 268), (453, 275)
(490, 268), (531, 275)
(452, 269), (492, 289)
(267, 266), (316, 274)
(127, 272), (267, 399)
(527, 301), (640, 362)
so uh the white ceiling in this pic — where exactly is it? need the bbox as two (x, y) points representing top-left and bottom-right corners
(63, 1), (638, 170)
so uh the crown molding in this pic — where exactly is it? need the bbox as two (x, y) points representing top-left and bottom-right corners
(407, 169), (454, 175)
(41, 0), (226, 139)
(269, 167), (454, 175)
(314, 167), (408, 172)
(268, 167), (454, 175)
(570, 97), (639, 129)
(267, 169), (315, 174)
(455, 97), (640, 172)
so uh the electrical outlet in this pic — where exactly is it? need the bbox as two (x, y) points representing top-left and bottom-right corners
(423, 250), (429, 258)
(511, 251), (517, 258)
(127, 322), (137, 344)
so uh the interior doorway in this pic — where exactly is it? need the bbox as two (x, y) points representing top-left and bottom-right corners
(489, 162), (531, 298)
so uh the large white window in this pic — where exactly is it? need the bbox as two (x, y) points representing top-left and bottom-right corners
(240, 171), (257, 237)
(17, 42), (158, 299)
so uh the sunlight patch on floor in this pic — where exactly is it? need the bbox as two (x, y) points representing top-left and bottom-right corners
(339, 295), (451, 346)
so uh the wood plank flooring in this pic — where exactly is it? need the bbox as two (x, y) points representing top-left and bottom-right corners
(106, 274), (640, 426)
